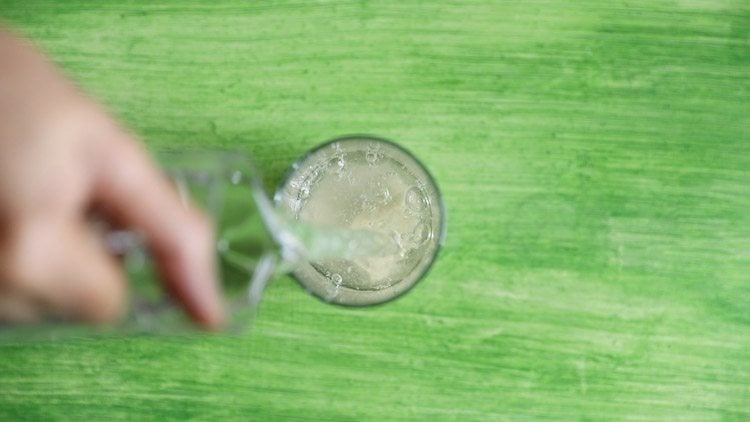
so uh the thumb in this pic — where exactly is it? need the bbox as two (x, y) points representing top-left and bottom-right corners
(13, 218), (128, 324)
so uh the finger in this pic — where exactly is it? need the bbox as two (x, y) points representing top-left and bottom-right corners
(91, 135), (225, 329)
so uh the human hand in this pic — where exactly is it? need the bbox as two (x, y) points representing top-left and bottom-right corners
(0, 27), (225, 329)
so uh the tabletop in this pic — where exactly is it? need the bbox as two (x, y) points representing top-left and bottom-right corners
(1, 1), (748, 419)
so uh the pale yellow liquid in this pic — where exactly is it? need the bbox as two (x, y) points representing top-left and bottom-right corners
(289, 148), (435, 292)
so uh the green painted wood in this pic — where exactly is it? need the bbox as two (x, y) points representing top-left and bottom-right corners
(1, 1), (748, 419)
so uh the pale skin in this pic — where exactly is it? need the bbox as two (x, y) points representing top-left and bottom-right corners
(0, 27), (225, 329)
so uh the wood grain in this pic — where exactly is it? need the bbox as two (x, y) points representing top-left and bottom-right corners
(0, 0), (748, 419)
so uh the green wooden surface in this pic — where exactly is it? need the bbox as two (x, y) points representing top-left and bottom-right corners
(1, 1), (749, 419)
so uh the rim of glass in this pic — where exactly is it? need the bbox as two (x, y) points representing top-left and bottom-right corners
(274, 134), (447, 307)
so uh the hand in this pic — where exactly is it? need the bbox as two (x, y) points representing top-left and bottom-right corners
(0, 27), (225, 329)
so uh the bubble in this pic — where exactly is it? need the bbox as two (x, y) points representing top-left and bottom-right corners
(409, 221), (432, 247)
(291, 198), (302, 213)
(392, 230), (408, 258)
(300, 183), (310, 199)
(329, 155), (345, 173)
(366, 151), (379, 164)
(405, 186), (427, 212)
(365, 142), (383, 166)
(375, 185), (391, 204)
(310, 169), (321, 182)
(331, 273), (343, 286)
